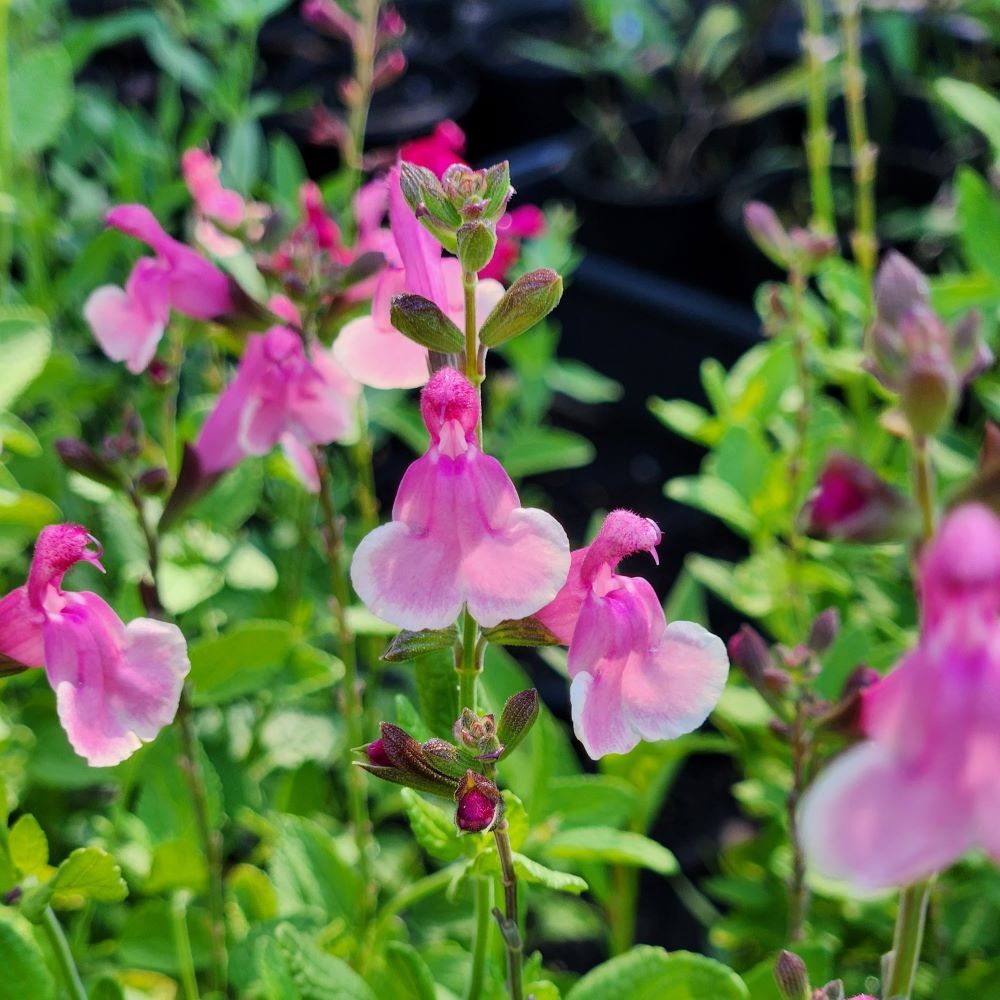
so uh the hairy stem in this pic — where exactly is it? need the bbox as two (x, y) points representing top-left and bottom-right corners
(41, 907), (88, 1000)
(344, 0), (381, 205)
(608, 863), (639, 955)
(171, 892), (200, 1000)
(465, 877), (492, 1000)
(316, 450), (376, 931)
(457, 610), (481, 712)
(884, 881), (932, 999)
(839, 0), (878, 309)
(493, 821), (524, 1000)
(801, 0), (835, 234)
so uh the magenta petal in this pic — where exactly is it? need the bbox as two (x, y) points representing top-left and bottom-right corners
(535, 548), (589, 645)
(43, 593), (189, 767)
(0, 586), (45, 666)
(800, 741), (971, 890)
(333, 314), (429, 389)
(389, 164), (447, 308)
(163, 242), (233, 318)
(106, 204), (173, 253)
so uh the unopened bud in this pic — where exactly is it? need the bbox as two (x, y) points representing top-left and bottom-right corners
(813, 982), (846, 1000)
(479, 269), (563, 347)
(456, 221), (497, 275)
(800, 452), (917, 544)
(55, 438), (121, 489)
(135, 467), (169, 496)
(364, 738), (393, 767)
(454, 771), (500, 833)
(816, 665), (880, 735)
(728, 624), (772, 685)
(807, 608), (840, 654)
(496, 689), (539, 759)
(372, 49), (406, 90)
(744, 201), (792, 270)
(301, 0), (358, 40)
(762, 666), (792, 694)
(390, 293), (464, 352)
(774, 950), (810, 1000)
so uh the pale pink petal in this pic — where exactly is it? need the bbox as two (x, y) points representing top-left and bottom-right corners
(458, 453), (570, 627)
(43, 592), (188, 767)
(84, 258), (171, 374)
(182, 147), (245, 227)
(333, 314), (429, 389)
(621, 615), (729, 743)
(476, 278), (506, 323)
(800, 741), (971, 890)
(281, 433), (321, 493)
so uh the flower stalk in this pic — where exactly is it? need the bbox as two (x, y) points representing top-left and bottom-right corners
(41, 906), (87, 1000)
(884, 880), (932, 999)
(493, 819), (525, 1000)
(344, 0), (381, 204)
(801, 0), (835, 235)
(465, 876), (492, 1000)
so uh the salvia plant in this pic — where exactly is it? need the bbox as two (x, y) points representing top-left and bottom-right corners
(4, 0), (1000, 999)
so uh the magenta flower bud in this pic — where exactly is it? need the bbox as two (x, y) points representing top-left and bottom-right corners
(365, 738), (393, 768)
(301, 0), (357, 41)
(774, 950), (810, 1000)
(800, 452), (916, 544)
(372, 49), (406, 90)
(377, 7), (406, 41)
(454, 771), (500, 833)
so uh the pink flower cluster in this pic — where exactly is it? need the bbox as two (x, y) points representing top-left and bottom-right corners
(0, 525), (189, 766)
(802, 504), (1000, 889)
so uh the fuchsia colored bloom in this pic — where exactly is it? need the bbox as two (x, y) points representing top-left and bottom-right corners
(84, 205), (233, 374)
(351, 367), (570, 628)
(398, 120), (547, 283)
(536, 510), (729, 759)
(801, 504), (1000, 890)
(195, 310), (359, 493)
(182, 147), (245, 228)
(0, 525), (189, 767)
(334, 167), (504, 389)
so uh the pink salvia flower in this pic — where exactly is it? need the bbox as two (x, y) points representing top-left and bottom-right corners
(84, 205), (233, 374)
(536, 510), (729, 759)
(0, 525), (189, 767)
(350, 367), (570, 628)
(181, 147), (245, 228)
(195, 322), (359, 493)
(800, 504), (1000, 890)
(334, 166), (504, 389)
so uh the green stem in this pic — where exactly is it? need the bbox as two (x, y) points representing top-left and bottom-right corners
(492, 821), (524, 1000)
(465, 877), (492, 1000)
(0, 0), (11, 303)
(458, 610), (480, 712)
(316, 450), (376, 929)
(912, 436), (935, 543)
(838, 0), (878, 310)
(171, 892), (200, 1000)
(608, 863), (638, 955)
(377, 866), (457, 928)
(177, 689), (228, 994)
(884, 881), (932, 999)
(351, 395), (379, 534)
(801, 0), (835, 235)
(41, 907), (87, 1000)
(344, 0), (381, 207)
(786, 699), (810, 942)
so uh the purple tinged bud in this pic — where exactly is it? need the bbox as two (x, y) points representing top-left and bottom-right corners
(496, 689), (539, 758)
(807, 608), (840, 654)
(774, 950), (811, 1000)
(744, 201), (792, 269)
(728, 625), (772, 685)
(55, 438), (122, 489)
(874, 251), (930, 327)
(136, 467), (169, 496)
(800, 452), (917, 544)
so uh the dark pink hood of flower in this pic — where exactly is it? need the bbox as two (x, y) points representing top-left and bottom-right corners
(420, 367), (479, 444)
(27, 523), (104, 606)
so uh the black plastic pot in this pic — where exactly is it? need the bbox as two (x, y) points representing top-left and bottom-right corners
(456, 0), (586, 161)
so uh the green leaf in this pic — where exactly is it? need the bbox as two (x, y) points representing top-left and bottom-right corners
(270, 817), (361, 924)
(955, 168), (1000, 280)
(189, 620), (295, 706)
(536, 776), (637, 830)
(9, 814), (49, 875)
(566, 947), (749, 1000)
(935, 77), (1000, 163)
(0, 922), (55, 999)
(546, 360), (622, 404)
(471, 849), (588, 894)
(649, 397), (715, 445)
(0, 310), (52, 410)
(384, 941), (437, 1000)
(9, 44), (73, 156)
(498, 427), (594, 477)
(667, 476), (756, 535)
(275, 924), (377, 1000)
(400, 789), (463, 862)
(414, 649), (459, 739)
(221, 118), (265, 193)
(51, 846), (128, 904)
(0, 488), (61, 530)
(543, 828), (678, 875)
